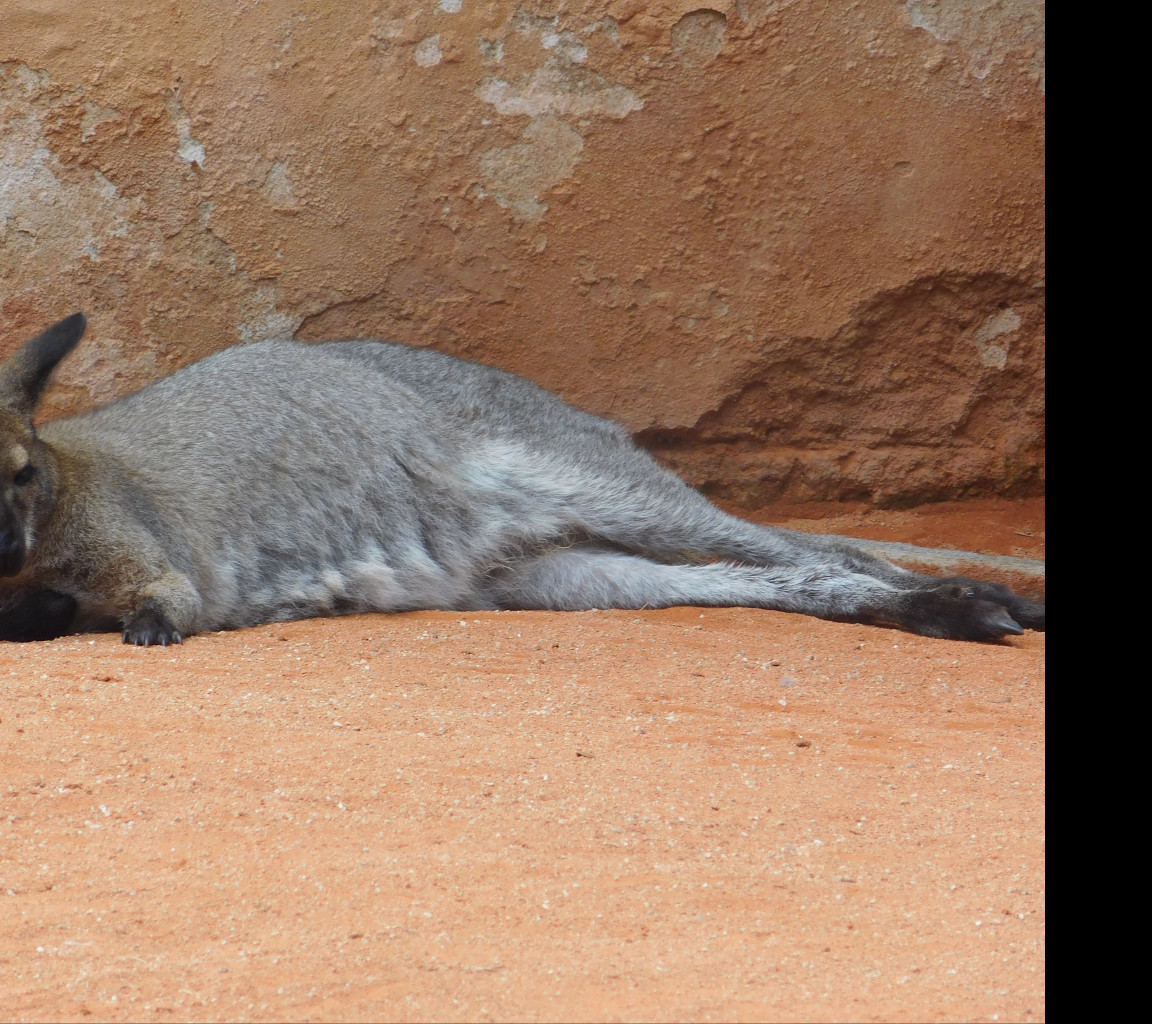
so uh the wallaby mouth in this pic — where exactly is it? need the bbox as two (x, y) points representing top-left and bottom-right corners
(0, 531), (25, 577)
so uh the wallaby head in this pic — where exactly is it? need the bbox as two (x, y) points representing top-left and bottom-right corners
(0, 313), (86, 577)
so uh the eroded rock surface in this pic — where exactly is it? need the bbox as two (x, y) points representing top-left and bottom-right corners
(1, 1), (1044, 504)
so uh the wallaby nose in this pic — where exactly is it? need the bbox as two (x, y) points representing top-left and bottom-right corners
(0, 529), (25, 576)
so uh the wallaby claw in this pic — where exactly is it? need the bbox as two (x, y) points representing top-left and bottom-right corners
(988, 612), (1025, 636)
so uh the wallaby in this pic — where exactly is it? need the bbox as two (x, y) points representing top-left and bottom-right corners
(0, 314), (1043, 646)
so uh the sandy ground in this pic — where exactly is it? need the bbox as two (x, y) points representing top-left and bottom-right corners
(0, 501), (1044, 1023)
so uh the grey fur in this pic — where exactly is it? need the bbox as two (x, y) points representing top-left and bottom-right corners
(0, 316), (1044, 645)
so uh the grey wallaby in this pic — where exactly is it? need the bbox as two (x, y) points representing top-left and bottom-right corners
(1, 314), (1043, 646)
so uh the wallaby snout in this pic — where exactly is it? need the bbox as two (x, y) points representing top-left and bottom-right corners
(0, 527), (24, 577)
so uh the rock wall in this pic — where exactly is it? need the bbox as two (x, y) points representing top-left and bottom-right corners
(1, 0), (1044, 505)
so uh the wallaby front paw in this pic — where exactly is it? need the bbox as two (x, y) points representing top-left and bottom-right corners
(0, 589), (77, 642)
(122, 604), (183, 647)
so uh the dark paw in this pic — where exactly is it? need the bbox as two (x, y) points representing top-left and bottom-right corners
(122, 604), (183, 647)
(939, 577), (1045, 632)
(900, 587), (1024, 642)
(0, 589), (78, 642)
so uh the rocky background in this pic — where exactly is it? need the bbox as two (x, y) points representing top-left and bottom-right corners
(1, 1), (1044, 506)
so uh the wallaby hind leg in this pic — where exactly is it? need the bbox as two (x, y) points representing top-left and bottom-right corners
(480, 546), (1024, 641)
(530, 447), (1043, 629)
(512, 443), (924, 584)
(656, 510), (1045, 630)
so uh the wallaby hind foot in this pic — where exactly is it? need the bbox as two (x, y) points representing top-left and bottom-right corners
(889, 582), (1026, 641)
(935, 577), (1044, 632)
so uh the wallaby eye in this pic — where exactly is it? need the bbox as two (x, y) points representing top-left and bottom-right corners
(13, 464), (35, 486)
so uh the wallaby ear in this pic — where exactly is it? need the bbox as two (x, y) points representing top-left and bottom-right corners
(0, 313), (87, 414)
